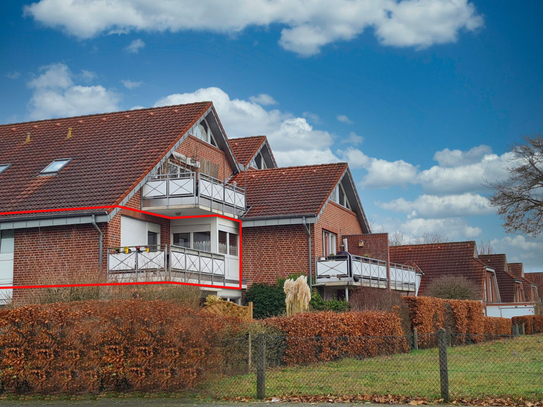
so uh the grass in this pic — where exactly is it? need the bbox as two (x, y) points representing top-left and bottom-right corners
(197, 334), (543, 400)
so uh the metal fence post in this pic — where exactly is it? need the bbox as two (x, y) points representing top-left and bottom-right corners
(256, 333), (266, 399)
(438, 329), (450, 402)
(413, 328), (419, 350)
(521, 323), (525, 335)
(512, 324), (518, 336)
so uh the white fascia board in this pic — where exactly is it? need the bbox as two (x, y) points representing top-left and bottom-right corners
(0, 214), (109, 230)
(242, 217), (317, 227)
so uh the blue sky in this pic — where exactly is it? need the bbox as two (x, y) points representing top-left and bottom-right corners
(1, 0), (543, 271)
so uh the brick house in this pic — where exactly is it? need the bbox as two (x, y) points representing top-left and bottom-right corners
(0, 101), (421, 305)
(524, 272), (543, 302)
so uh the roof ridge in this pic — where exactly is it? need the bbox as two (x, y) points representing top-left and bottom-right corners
(243, 162), (348, 172)
(391, 240), (476, 248)
(0, 101), (212, 127)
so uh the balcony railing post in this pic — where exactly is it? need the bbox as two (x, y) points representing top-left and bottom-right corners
(211, 253), (214, 286)
(198, 251), (202, 284)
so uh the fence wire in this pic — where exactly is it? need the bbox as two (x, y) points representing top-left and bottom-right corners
(195, 332), (543, 401)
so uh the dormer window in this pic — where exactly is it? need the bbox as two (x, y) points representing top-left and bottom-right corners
(0, 164), (10, 175)
(251, 152), (267, 169)
(195, 119), (218, 147)
(41, 159), (71, 175)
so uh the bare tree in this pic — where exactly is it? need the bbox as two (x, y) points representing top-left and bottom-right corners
(489, 135), (543, 237)
(478, 240), (494, 255)
(388, 231), (406, 246)
(413, 232), (450, 245)
(426, 276), (479, 300)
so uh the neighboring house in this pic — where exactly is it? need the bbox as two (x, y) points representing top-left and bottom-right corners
(508, 263), (539, 302)
(389, 242), (501, 305)
(524, 272), (543, 302)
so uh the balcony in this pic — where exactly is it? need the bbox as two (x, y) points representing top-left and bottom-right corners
(141, 172), (246, 217)
(314, 254), (420, 294)
(107, 244), (239, 288)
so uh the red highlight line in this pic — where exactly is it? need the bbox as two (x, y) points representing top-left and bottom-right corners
(0, 206), (243, 292)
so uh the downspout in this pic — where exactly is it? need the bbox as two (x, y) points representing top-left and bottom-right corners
(303, 217), (312, 288)
(91, 215), (103, 271)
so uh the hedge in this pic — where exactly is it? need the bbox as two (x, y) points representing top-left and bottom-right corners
(511, 315), (543, 334)
(0, 300), (244, 394)
(266, 311), (410, 366)
(484, 316), (512, 338)
(403, 297), (509, 348)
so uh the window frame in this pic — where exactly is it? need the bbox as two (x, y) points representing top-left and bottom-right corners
(322, 230), (337, 257)
(40, 158), (72, 175)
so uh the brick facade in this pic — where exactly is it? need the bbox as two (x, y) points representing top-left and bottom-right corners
(176, 135), (234, 181)
(344, 233), (389, 262)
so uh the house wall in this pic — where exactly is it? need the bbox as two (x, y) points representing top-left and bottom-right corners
(241, 224), (309, 285)
(12, 224), (103, 304)
(313, 201), (363, 257)
(176, 135), (234, 181)
(344, 233), (389, 262)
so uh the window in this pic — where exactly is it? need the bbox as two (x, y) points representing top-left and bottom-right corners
(193, 231), (211, 252)
(219, 231), (228, 254)
(147, 231), (158, 248)
(323, 230), (337, 257)
(173, 232), (191, 248)
(0, 164), (10, 175)
(229, 233), (238, 256)
(195, 119), (218, 147)
(0, 230), (15, 254)
(41, 159), (71, 174)
(330, 182), (351, 210)
(167, 162), (190, 178)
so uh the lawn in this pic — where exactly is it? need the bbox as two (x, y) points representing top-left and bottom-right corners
(196, 334), (543, 401)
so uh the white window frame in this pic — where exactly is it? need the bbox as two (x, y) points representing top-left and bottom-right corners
(0, 164), (11, 175)
(323, 230), (337, 257)
(41, 158), (71, 175)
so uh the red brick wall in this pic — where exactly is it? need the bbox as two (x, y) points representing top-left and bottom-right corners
(12, 224), (103, 304)
(176, 135), (234, 181)
(313, 201), (363, 257)
(344, 233), (389, 262)
(241, 225), (309, 285)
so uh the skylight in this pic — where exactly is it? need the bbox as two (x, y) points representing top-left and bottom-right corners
(0, 164), (10, 175)
(41, 159), (71, 174)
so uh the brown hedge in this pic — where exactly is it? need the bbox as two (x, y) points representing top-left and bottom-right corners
(266, 311), (410, 366)
(403, 297), (508, 348)
(511, 315), (543, 334)
(0, 300), (244, 394)
(484, 316), (512, 338)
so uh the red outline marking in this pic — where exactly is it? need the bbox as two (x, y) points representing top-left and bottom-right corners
(0, 206), (242, 291)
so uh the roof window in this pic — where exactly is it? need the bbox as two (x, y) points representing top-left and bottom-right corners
(0, 164), (10, 175)
(41, 159), (71, 175)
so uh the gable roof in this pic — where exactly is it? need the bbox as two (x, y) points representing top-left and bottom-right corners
(0, 102), (211, 222)
(479, 254), (521, 303)
(508, 263), (538, 302)
(524, 272), (543, 300)
(389, 241), (487, 298)
(229, 136), (277, 168)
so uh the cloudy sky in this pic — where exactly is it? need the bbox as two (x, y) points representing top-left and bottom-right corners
(1, 0), (543, 271)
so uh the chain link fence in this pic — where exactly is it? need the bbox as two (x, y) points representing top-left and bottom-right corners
(194, 330), (543, 402)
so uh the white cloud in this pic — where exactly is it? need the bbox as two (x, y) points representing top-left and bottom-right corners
(6, 71), (21, 80)
(249, 94), (278, 106)
(27, 63), (120, 120)
(25, 0), (483, 56)
(275, 149), (340, 166)
(155, 87), (337, 165)
(433, 145), (492, 167)
(79, 70), (97, 82)
(401, 217), (482, 240)
(377, 193), (494, 218)
(491, 236), (540, 252)
(341, 132), (364, 145)
(121, 79), (143, 89)
(337, 114), (353, 124)
(303, 111), (322, 124)
(125, 38), (145, 53)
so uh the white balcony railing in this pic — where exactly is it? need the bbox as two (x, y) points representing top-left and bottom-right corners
(315, 254), (420, 293)
(107, 244), (230, 286)
(141, 172), (246, 216)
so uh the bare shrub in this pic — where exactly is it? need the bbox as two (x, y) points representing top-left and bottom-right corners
(426, 275), (479, 300)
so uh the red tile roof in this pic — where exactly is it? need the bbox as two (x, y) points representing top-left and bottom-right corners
(479, 254), (520, 303)
(229, 136), (267, 167)
(389, 241), (486, 299)
(231, 163), (347, 219)
(510, 263), (538, 302)
(0, 102), (211, 221)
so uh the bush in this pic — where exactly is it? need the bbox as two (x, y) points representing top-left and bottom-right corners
(0, 300), (243, 394)
(245, 283), (285, 319)
(426, 276), (479, 300)
(310, 290), (350, 312)
(484, 316), (512, 338)
(266, 311), (409, 366)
